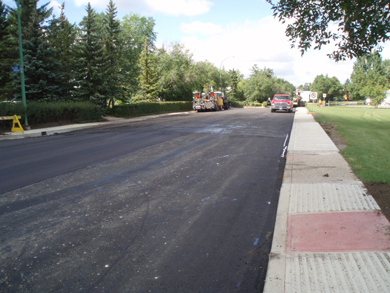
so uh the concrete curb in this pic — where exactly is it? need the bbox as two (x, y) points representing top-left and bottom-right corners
(0, 111), (194, 140)
(263, 109), (297, 292)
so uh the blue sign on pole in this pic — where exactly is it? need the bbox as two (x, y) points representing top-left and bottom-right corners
(11, 66), (21, 72)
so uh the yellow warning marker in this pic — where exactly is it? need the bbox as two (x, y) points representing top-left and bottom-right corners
(11, 115), (24, 133)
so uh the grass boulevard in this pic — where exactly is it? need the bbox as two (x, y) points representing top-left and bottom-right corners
(310, 105), (390, 221)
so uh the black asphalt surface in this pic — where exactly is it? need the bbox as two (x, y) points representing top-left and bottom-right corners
(0, 108), (294, 292)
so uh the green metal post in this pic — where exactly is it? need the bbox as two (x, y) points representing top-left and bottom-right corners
(17, 0), (28, 127)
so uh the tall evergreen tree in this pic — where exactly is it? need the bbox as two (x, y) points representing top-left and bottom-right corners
(0, 0), (12, 100)
(47, 3), (77, 97)
(133, 39), (158, 102)
(74, 3), (107, 108)
(0, 1), (8, 48)
(229, 69), (239, 101)
(103, 0), (122, 106)
(8, 0), (63, 101)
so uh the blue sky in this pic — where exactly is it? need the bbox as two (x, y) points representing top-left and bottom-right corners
(5, 0), (390, 86)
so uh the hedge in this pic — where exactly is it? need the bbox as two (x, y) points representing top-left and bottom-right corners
(0, 101), (103, 129)
(108, 101), (192, 117)
(230, 101), (246, 108)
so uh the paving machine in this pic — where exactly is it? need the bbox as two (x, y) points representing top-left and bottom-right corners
(193, 88), (230, 112)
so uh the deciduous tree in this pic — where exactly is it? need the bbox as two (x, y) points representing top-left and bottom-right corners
(120, 13), (157, 98)
(193, 61), (220, 92)
(298, 83), (311, 91)
(267, 0), (390, 61)
(156, 43), (196, 101)
(311, 74), (343, 101)
(348, 52), (389, 104)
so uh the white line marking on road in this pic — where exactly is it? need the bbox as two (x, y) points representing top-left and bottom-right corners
(281, 146), (288, 158)
(283, 134), (289, 147)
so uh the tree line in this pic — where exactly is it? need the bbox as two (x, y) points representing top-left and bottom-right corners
(0, 0), (229, 107)
(0, 0), (299, 108)
(0, 0), (163, 108)
(3, 0), (386, 108)
(298, 52), (390, 105)
(269, 0), (390, 105)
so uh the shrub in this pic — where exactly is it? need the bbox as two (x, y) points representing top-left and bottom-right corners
(262, 101), (268, 107)
(230, 100), (245, 108)
(108, 101), (192, 117)
(0, 101), (103, 130)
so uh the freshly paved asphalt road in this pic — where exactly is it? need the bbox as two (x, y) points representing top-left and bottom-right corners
(0, 108), (294, 292)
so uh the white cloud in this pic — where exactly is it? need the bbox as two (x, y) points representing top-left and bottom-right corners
(73, 0), (213, 16)
(73, 0), (140, 10)
(74, 0), (105, 8)
(180, 21), (223, 36)
(145, 0), (213, 16)
(380, 42), (390, 60)
(50, 0), (63, 16)
(180, 16), (357, 86)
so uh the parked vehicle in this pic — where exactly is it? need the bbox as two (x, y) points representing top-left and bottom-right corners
(271, 94), (293, 113)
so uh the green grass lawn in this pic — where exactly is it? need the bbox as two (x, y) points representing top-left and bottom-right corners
(310, 106), (390, 184)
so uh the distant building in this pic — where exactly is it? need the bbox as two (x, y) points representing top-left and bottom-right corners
(383, 90), (390, 103)
(380, 90), (390, 107)
(298, 91), (312, 102)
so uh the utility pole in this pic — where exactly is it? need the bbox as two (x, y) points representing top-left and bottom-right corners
(17, 0), (28, 127)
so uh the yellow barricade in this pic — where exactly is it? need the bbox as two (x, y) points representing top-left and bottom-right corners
(0, 115), (25, 133)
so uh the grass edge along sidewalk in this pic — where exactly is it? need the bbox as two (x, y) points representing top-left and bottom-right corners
(309, 105), (390, 221)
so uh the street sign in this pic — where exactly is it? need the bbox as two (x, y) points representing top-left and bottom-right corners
(323, 93), (327, 98)
(11, 66), (21, 72)
(310, 92), (317, 100)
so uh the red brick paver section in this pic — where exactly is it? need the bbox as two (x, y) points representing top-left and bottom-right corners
(287, 211), (390, 252)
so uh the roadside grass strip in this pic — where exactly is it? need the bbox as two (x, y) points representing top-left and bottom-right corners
(310, 106), (390, 184)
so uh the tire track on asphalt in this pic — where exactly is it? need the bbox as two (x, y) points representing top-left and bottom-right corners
(0, 134), (219, 216)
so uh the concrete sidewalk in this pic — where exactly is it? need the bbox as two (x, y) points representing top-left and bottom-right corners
(264, 107), (390, 292)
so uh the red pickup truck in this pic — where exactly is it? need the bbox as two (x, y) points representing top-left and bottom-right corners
(271, 94), (293, 113)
